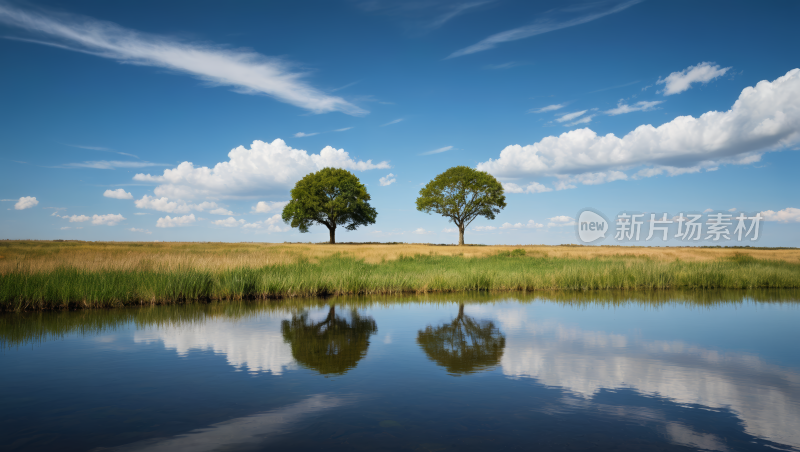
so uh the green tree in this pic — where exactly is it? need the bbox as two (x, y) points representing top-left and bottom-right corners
(416, 304), (506, 375)
(415, 166), (506, 245)
(281, 306), (378, 375)
(282, 167), (377, 244)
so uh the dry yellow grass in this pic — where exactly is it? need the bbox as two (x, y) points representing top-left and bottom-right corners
(1, 240), (798, 275)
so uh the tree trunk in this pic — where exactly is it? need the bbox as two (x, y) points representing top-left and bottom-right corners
(328, 225), (336, 244)
(458, 225), (465, 246)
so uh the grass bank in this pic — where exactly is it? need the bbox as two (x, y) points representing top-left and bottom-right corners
(2, 250), (800, 311)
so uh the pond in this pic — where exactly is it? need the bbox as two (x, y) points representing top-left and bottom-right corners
(2, 290), (800, 451)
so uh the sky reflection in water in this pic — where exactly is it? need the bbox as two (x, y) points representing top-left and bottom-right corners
(1, 291), (799, 451)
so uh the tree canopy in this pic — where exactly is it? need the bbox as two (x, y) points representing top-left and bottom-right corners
(416, 304), (506, 375)
(281, 306), (378, 375)
(416, 166), (505, 245)
(282, 167), (377, 244)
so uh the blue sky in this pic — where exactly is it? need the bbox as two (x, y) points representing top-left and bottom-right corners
(1, 0), (798, 245)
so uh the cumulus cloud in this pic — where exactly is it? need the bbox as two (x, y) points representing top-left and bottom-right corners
(503, 182), (552, 194)
(208, 207), (233, 215)
(242, 214), (289, 232)
(135, 195), (219, 213)
(657, 62), (731, 96)
(294, 132), (318, 138)
(0, 4), (366, 115)
(447, 0), (641, 58)
(473, 225), (497, 232)
(604, 100), (663, 116)
(92, 214), (125, 226)
(530, 104), (564, 114)
(760, 207), (800, 223)
(477, 69), (800, 189)
(500, 220), (543, 229)
(134, 139), (390, 199)
(548, 216), (575, 227)
(413, 228), (432, 235)
(128, 227), (152, 234)
(14, 196), (38, 210)
(212, 217), (246, 227)
(443, 227), (459, 233)
(66, 214), (90, 222)
(379, 173), (397, 186)
(103, 188), (133, 199)
(156, 214), (196, 228)
(420, 146), (453, 156)
(252, 201), (289, 213)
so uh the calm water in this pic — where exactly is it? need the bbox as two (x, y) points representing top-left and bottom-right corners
(2, 290), (800, 451)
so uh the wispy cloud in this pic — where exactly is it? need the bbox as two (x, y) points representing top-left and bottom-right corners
(484, 61), (525, 70)
(565, 114), (595, 126)
(555, 110), (587, 123)
(588, 80), (639, 93)
(294, 132), (318, 138)
(334, 127), (353, 132)
(59, 160), (170, 169)
(0, 3), (367, 115)
(604, 100), (663, 115)
(447, 0), (641, 58)
(657, 62), (731, 96)
(429, 1), (492, 29)
(420, 145), (454, 156)
(66, 144), (138, 158)
(381, 118), (404, 127)
(529, 104), (565, 113)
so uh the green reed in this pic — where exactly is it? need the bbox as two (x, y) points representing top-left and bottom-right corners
(2, 252), (800, 311)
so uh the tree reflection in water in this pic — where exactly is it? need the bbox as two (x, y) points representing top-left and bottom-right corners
(281, 306), (377, 375)
(417, 303), (506, 374)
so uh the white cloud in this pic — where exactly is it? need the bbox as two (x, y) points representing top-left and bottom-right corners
(447, 0), (641, 58)
(420, 145), (453, 156)
(473, 225), (497, 232)
(66, 214), (90, 223)
(92, 214), (125, 226)
(207, 208), (232, 215)
(242, 214), (289, 232)
(565, 114), (595, 126)
(703, 208), (714, 213)
(604, 100), (663, 116)
(379, 173), (397, 186)
(548, 216), (576, 227)
(62, 160), (168, 169)
(14, 196), (38, 210)
(500, 220), (544, 229)
(294, 132), (318, 138)
(0, 4), (366, 116)
(60, 226), (70, 230)
(212, 217), (246, 227)
(65, 144), (138, 158)
(381, 118), (403, 126)
(443, 227), (459, 233)
(728, 208), (737, 212)
(413, 228), (432, 235)
(559, 171), (628, 186)
(128, 227), (152, 234)
(156, 214), (196, 228)
(134, 139), (390, 199)
(477, 69), (800, 187)
(334, 127), (353, 132)
(657, 62), (731, 96)
(760, 207), (800, 223)
(529, 104), (565, 114)
(503, 182), (552, 194)
(252, 201), (289, 214)
(103, 188), (133, 199)
(135, 195), (219, 214)
(556, 110), (587, 123)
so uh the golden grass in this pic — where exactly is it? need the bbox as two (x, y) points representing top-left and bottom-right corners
(1, 240), (798, 275)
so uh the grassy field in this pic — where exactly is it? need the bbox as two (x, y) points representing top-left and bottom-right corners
(1, 240), (799, 311)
